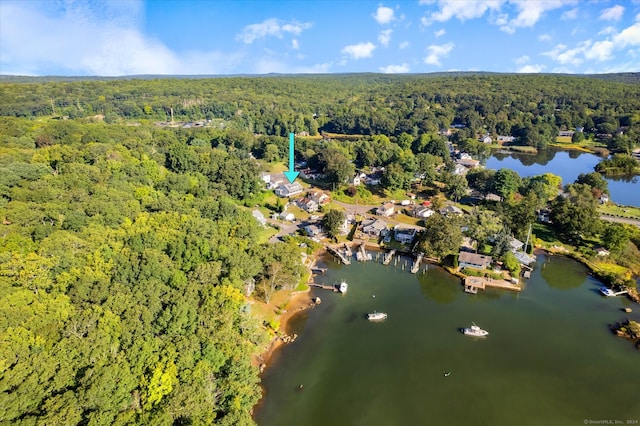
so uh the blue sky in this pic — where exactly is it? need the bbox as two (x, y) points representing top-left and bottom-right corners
(1, 0), (639, 76)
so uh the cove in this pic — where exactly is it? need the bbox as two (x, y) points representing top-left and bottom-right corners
(485, 149), (640, 207)
(254, 254), (640, 426)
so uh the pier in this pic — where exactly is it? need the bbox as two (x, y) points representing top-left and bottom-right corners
(326, 244), (351, 265)
(383, 249), (396, 265)
(343, 243), (353, 257)
(309, 283), (338, 292)
(463, 276), (521, 293)
(356, 243), (370, 262)
(411, 253), (424, 274)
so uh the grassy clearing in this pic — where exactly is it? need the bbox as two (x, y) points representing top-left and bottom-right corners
(392, 213), (421, 227)
(598, 203), (640, 220)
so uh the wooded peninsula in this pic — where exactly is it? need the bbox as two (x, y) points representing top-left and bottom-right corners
(1, 73), (639, 425)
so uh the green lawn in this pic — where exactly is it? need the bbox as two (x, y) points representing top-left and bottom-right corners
(598, 203), (640, 220)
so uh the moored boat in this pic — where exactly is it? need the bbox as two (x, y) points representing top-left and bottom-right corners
(463, 322), (489, 337)
(339, 280), (348, 293)
(367, 311), (387, 321)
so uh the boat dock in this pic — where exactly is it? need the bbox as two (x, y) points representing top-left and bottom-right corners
(356, 243), (369, 262)
(383, 249), (396, 265)
(326, 244), (351, 265)
(464, 276), (521, 293)
(309, 283), (338, 292)
(411, 253), (424, 274)
(343, 243), (353, 257)
(311, 267), (327, 274)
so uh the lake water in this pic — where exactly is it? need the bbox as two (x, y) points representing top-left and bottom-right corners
(254, 254), (640, 426)
(485, 150), (639, 207)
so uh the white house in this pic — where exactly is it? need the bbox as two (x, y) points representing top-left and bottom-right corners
(440, 205), (463, 216)
(453, 164), (468, 175)
(412, 206), (435, 219)
(309, 190), (330, 205)
(275, 182), (304, 198)
(252, 210), (267, 226)
(279, 211), (295, 221)
(394, 226), (417, 244)
(304, 224), (323, 237)
(361, 218), (388, 237)
(376, 202), (395, 217)
(480, 135), (493, 144)
(298, 197), (319, 213)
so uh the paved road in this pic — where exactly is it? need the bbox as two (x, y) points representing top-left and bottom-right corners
(267, 219), (301, 243)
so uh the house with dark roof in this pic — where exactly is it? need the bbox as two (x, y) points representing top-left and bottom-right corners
(361, 218), (388, 237)
(458, 251), (492, 269)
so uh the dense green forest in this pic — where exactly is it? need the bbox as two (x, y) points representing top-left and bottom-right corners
(1, 74), (639, 151)
(1, 73), (639, 425)
(0, 117), (309, 424)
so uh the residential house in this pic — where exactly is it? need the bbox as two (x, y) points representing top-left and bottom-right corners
(376, 202), (395, 217)
(304, 224), (323, 237)
(275, 182), (304, 198)
(537, 209), (551, 223)
(412, 205), (435, 219)
(558, 130), (575, 137)
(485, 193), (502, 202)
(497, 135), (515, 143)
(595, 247), (610, 256)
(510, 238), (524, 252)
(279, 211), (295, 221)
(599, 194), (609, 204)
(458, 251), (493, 269)
(453, 164), (468, 175)
(457, 158), (480, 169)
(252, 210), (267, 226)
(309, 190), (330, 205)
(479, 134), (493, 144)
(394, 226), (417, 245)
(338, 218), (350, 235)
(298, 197), (319, 213)
(361, 218), (388, 237)
(440, 205), (463, 216)
(406, 192), (416, 200)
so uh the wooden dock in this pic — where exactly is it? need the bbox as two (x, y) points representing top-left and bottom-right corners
(464, 276), (521, 293)
(357, 243), (369, 262)
(411, 253), (424, 274)
(309, 283), (337, 292)
(326, 244), (351, 265)
(383, 249), (396, 265)
(311, 267), (327, 274)
(343, 243), (353, 257)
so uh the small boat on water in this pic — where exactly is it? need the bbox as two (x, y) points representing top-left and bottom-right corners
(600, 287), (616, 297)
(367, 311), (387, 321)
(463, 322), (489, 337)
(338, 280), (348, 294)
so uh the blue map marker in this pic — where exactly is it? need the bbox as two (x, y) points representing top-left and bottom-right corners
(284, 132), (300, 183)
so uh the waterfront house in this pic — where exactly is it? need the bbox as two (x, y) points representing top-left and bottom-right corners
(595, 247), (610, 257)
(510, 238), (524, 252)
(558, 130), (575, 137)
(497, 135), (515, 143)
(457, 158), (480, 169)
(275, 182), (304, 198)
(480, 135), (493, 144)
(599, 194), (609, 204)
(376, 202), (395, 217)
(361, 218), (388, 237)
(252, 210), (267, 226)
(458, 251), (492, 270)
(394, 225), (417, 245)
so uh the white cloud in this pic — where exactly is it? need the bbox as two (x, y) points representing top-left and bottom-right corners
(378, 29), (393, 47)
(399, 41), (410, 49)
(292, 39), (299, 49)
(373, 6), (395, 24)
(584, 40), (615, 61)
(341, 42), (376, 59)
(613, 22), (640, 47)
(379, 63), (410, 73)
(538, 33), (552, 42)
(500, 0), (577, 34)
(0, 1), (243, 76)
(517, 64), (545, 73)
(543, 43), (585, 65)
(424, 42), (454, 66)
(434, 29), (446, 37)
(236, 18), (312, 44)
(599, 5), (625, 22)
(561, 8), (578, 20)
(253, 57), (332, 74)
(421, 0), (502, 25)
(598, 26), (617, 36)
(515, 55), (530, 64)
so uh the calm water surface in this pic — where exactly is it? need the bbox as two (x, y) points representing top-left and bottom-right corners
(485, 150), (639, 207)
(255, 254), (640, 426)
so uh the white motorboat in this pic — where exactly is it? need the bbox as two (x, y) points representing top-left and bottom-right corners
(367, 311), (387, 321)
(339, 280), (348, 294)
(463, 322), (489, 337)
(600, 287), (616, 297)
